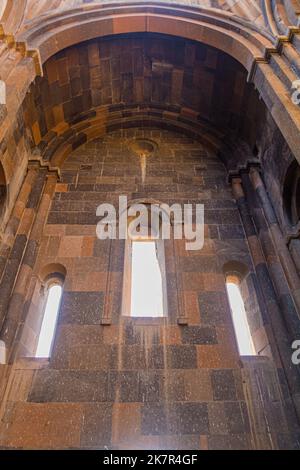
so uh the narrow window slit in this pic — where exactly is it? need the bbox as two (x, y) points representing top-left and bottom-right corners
(36, 284), (62, 358)
(226, 280), (255, 356)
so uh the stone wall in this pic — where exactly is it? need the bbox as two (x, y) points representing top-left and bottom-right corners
(0, 127), (297, 449)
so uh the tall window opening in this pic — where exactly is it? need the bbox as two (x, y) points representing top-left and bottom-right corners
(121, 204), (168, 318)
(226, 276), (255, 356)
(130, 240), (164, 317)
(36, 283), (63, 358)
(283, 160), (300, 227)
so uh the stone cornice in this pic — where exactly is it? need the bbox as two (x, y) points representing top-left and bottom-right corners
(2, 2), (298, 83)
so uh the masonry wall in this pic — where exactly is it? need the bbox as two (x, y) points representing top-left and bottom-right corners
(0, 128), (297, 449)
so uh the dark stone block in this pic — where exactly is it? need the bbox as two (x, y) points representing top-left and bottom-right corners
(277, 433), (300, 450)
(198, 292), (229, 325)
(141, 404), (168, 435)
(69, 183), (94, 192)
(256, 263), (277, 303)
(48, 211), (98, 225)
(70, 77), (82, 97)
(279, 293), (300, 336)
(219, 225), (245, 240)
(108, 371), (140, 403)
(252, 209), (269, 232)
(224, 402), (249, 434)
(167, 345), (197, 369)
(26, 170), (46, 209)
(59, 291), (104, 324)
(23, 239), (38, 268)
(163, 371), (186, 401)
(208, 225), (219, 239)
(245, 272), (269, 325)
(93, 239), (110, 259)
(176, 402), (209, 434)
(137, 184), (177, 193)
(148, 346), (165, 369)
(211, 370), (237, 401)
(29, 370), (108, 402)
(0, 259), (22, 315)
(139, 371), (161, 402)
(205, 210), (240, 225)
(10, 234), (27, 260)
(236, 199), (257, 237)
(181, 326), (217, 344)
(159, 435), (200, 450)
(121, 346), (147, 370)
(124, 323), (141, 345)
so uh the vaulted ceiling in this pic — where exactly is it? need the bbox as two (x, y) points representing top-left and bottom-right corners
(22, 33), (264, 168)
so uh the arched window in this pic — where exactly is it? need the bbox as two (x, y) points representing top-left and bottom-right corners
(35, 282), (63, 358)
(283, 160), (300, 227)
(226, 275), (255, 356)
(19, 264), (66, 358)
(122, 203), (168, 318)
(36, 282), (63, 358)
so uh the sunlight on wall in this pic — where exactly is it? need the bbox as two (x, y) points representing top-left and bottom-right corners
(226, 282), (255, 356)
(131, 241), (164, 317)
(36, 285), (62, 358)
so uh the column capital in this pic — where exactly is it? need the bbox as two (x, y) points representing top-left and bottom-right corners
(228, 162), (261, 183)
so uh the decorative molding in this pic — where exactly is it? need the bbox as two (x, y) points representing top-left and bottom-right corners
(28, 156), (61, 179)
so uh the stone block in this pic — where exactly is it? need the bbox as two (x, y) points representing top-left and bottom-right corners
(59, 291), (104, 324)
(211, 370), (237, 401)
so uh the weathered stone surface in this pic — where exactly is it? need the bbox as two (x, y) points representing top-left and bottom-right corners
(198, 292), (229, 325)
(29, 370), (108, 402)
(211, 370), (237, 401)
(59, 291), (104, 324)
(81, 403), (113, 448)
(0, 19), (299, 448)
(181, 326), (217, 344)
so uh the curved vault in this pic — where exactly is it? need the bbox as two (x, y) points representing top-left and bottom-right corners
(0, 1), (299, 167)
(22, 33), (263, 170)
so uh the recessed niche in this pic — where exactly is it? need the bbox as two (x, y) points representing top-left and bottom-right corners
(129, 138), (157, 157)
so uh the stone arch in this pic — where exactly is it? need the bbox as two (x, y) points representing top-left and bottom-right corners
(223, 260), (249, 281)
(22, 31), (262, 171)
(47, 110), (223, 169)
(39, 262), (67, 285)
(1, 2), (299, 213)
(13, 4), (299, 166)
(223, 259), (271, 357)
(18, 262), (67, 357)
(20, 4), (268, 68)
